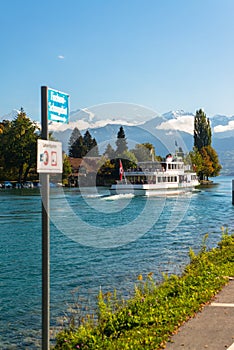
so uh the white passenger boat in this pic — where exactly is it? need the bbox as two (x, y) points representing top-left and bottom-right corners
(110, 155), (199, 196)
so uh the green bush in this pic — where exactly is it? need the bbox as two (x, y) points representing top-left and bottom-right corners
(54, 231), (234, 350)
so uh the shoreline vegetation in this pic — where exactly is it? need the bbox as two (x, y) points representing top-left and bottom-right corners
(54, 229), (234, 350)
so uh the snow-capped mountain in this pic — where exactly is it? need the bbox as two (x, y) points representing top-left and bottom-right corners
(162, 110), (195, 121)
(48, 103), (158, 133)
(210, 114), (234, 128)
(210, 115), (234, 138)
(3, 107), (234, 139)
(153, 110), (234, 136)
(2, 107), (234, 174)
(158, 110), (195, 135)
(51, 108), (234, 174)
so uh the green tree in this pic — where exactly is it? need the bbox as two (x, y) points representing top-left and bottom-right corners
(62, 153), (72, 185)
(104, 143), (116, 159)
(192, 109), (221, 181)
(83, 130), (92, 153)
(121, 150), (137, 169)
(89, 137), (99, 157)
(97, 157), (116, 184)
(0, 120), (11, 177)
(116, 126), (128, 156)
(69, 127), (81, 146)
(202, 146), (222, 179)
(194, 109), (212, 150)
(191, 143), (222, 181)
(0, 108), (39, 183)
(68, 128), (99, 158)
(142, 143), (156, 155)
(68, 127), (84, 158)
(83, 130), (99, 157)
(131, 143), (156, 162)
(206, 146), (222, 177)
(200, 147), (214, 181)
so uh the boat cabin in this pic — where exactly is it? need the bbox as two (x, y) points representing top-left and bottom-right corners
(124, 158), (196, 186)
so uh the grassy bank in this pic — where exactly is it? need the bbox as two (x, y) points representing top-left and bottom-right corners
(54, 229), (234, 350)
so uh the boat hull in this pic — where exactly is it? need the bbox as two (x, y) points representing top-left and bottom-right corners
(110, 182), (199, 196)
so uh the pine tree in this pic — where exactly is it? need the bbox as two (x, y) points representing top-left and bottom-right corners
(68, 127), (84, 158)
(69, 128), (81, 156)
(116, 126), (128, 156)
(69, 127), (81, 146)
(83, 130), (99, 157)
(83, 130), (92, 152)
(89, 137), (99, 157)
(69, 128), (99, 158)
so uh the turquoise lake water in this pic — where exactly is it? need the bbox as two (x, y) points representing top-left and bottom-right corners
(0, 176), (233, 349)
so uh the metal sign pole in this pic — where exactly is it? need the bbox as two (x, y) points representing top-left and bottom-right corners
(41, 86), (50, 350)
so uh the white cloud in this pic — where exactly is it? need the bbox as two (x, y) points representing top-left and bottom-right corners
(214, 121), (234, 133)
(157, 115), (194, 134)
(58, 55), (65, 59)
(49, 120), (88, 132)
(48, 118), (136, 132)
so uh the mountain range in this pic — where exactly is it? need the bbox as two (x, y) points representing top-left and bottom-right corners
(49, 108), (234, 175)
(2, 108), (234, 175)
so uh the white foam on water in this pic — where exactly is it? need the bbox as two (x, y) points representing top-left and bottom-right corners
(103, 193), (135, 201)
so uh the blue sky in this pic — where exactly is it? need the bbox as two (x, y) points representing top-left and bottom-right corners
(1, 0), (234, 121)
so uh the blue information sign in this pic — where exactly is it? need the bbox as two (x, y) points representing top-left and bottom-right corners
(48, 88), (69, 123)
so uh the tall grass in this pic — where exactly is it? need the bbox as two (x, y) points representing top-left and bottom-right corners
(54, 229), (234, 349)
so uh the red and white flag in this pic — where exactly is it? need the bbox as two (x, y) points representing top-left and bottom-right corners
(119, 159), (124, 180)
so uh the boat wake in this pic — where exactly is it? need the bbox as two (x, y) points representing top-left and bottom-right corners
(83, 194), (105, 198)
(103, 193), (135, 201)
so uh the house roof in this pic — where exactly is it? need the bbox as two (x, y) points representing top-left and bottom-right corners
(69, 157), (101, 175)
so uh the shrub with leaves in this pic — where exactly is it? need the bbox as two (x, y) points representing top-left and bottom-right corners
(54, 230), (234, 350)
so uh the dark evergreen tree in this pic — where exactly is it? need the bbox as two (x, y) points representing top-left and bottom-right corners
(116, 126), (128, 156)
(68, 127), (84, 158)
(83, 130), (99, 157)
(89, 137), (99, 157)
(194, 109), (212, 151)
(83, 130), (92, 153)
(69, 128), (99, 158)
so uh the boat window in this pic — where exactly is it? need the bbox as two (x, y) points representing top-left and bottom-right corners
(167, 176), (178, 182)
